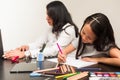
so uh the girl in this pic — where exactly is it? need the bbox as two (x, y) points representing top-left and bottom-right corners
(58, 13), (120, 67)
(3, 1), (78, 59)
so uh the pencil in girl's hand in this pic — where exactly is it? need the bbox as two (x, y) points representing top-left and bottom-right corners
(57, 43), (63, 54)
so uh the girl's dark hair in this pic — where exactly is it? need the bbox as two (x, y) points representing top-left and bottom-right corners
(46, 1), (78, 37)
(76, 13), (118, 59)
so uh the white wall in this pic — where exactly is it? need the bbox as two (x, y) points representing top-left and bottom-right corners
(0, 0), (120, 51)
(0, 0), (49, 51)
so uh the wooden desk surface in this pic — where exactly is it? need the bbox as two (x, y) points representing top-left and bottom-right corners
(0, 59), (120, 80)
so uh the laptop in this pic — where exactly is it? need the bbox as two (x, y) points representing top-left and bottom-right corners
(0, 29), (4, 59)
(10, 60), (57, 73)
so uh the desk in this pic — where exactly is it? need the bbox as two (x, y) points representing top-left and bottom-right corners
(0, 59), (120, 80)
(0, 59), (56, 80)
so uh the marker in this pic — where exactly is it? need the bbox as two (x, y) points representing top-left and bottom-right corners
(63, 72), (80, 80)
(76, 67), (101, 71)
(40, 43), (46, 52)
(57, 43), (63, 54)
(30, 72), (42, 77)
(55, 72), (77, 79)
(11, 56), (19, 63)
(30, 72), (54, 77)
(67, 72), (89, 80)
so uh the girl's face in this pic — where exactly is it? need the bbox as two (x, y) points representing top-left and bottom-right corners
(46, 14), (53, 26)
(80, 24), (96, 44)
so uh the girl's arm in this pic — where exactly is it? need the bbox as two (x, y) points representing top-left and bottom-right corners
(82, 57), (120, 67)
(82, 48), (120, 67)
(109, 48), (120, 58)
(58, 44), (76, 63)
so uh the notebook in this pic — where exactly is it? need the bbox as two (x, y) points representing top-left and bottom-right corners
(10, 60), (57, 73)
(0, 29), (4, 59)
(47, 57), (97, 68)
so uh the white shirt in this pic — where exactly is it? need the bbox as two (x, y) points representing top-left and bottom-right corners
(72, 38), (110, 58)
(25, 23), (78, 58)
(80, 45), (109, 57)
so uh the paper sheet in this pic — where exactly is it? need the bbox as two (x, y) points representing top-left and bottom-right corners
(47, 57), (97, 68)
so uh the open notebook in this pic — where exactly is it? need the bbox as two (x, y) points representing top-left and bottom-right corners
(47, 57), (97, 68)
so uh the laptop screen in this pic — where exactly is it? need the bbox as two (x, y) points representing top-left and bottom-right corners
(0, 29), (4, 59)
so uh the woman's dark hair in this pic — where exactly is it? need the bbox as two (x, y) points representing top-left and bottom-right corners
(46, 1), (78, 37)
(76, 13), (118, 59)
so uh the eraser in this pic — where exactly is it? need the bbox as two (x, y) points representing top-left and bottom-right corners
(30, 72), (42, 77)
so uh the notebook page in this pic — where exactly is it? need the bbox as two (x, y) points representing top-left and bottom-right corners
(47, 57), (97, 68)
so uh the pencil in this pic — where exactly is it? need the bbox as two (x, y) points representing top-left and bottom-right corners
(56, 43), (63, 69)
(55, 63), (59, 68)
(76, 67), (101, 71)
(34, 67), (59, 73)
(57, 43), (63, 54)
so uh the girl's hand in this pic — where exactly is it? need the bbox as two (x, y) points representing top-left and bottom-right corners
(57, 51), (67, 63)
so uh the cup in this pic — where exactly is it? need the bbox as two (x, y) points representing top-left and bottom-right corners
(37, 52), (44, 61)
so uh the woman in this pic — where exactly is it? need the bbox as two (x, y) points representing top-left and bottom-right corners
(3, 1), (79, 59)
(58, 13), (120, 67)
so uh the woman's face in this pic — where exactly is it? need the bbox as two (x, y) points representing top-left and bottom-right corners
(80, 24), (96, 44)
(46, 14), (53, 26)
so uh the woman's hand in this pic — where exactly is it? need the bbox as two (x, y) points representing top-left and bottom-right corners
(16, 45), (29, 51)
(3, 49), (25, 59)
(57, 51), (67, 63)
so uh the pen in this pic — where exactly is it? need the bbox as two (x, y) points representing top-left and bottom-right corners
(40, 43), (46, 52)
(76, 67), (101, 71)
(57, 43), (63, 54)
(41, 74), (54, 77)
